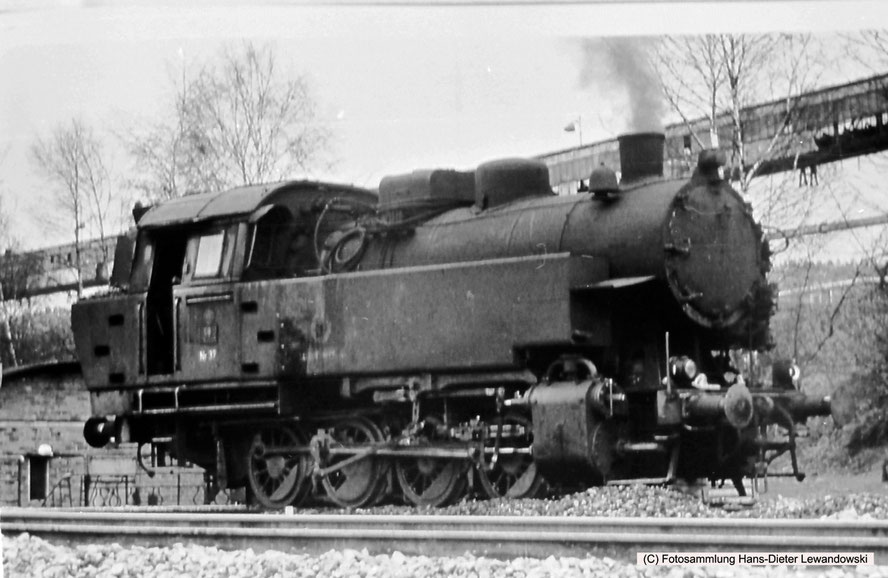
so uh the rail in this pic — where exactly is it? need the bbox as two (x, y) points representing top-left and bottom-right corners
(5, 509), (888, 561)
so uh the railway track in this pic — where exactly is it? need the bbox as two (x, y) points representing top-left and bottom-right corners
(4, 508), (888, 561)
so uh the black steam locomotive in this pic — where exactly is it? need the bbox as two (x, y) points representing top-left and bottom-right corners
(73, 133), (831, 508)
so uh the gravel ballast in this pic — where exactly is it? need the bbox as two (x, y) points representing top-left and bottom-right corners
(344, 485), (888, 520)
(5, 533), (888, 578)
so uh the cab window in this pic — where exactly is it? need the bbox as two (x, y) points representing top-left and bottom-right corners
(182, 225), (237, 283)
(243, 206), (294, 280)
(193, 232), (225, 278)
(129, 233), (154, 292)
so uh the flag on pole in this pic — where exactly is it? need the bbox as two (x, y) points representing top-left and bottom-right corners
(564, 121), (578, 132)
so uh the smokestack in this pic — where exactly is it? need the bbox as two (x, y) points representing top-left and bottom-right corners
(618, 133), (665, 183)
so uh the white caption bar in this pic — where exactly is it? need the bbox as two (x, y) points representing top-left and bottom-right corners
(637, 552), (875, 566)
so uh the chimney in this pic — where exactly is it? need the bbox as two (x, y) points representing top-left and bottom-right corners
(618, 132), (665, 183)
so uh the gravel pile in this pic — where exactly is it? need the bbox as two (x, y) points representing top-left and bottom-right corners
(6, 533), (888, 578)
(346, 485), (888, 520)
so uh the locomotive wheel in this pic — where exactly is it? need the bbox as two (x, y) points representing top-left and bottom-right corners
(246, 426), (311, 509)
(477, 413), (546, 500)
(321, 416), (388, 508)
(394, 416), (468, 507)
(395, 457), (468, 507)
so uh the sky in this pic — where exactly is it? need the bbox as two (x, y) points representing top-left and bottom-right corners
(2, 0), (888, 254)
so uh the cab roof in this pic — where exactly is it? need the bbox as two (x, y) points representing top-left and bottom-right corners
(136, 180), (378, 229)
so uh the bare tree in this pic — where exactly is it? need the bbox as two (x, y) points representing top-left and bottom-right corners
(126, 57), (213, 201)
(126, 119), (189, 202)
(654, 33), (824, 194)
(0, 149), (19, 365)
(127, 42), (330, 200)
(718, 34), (777, 187)
(845, 29), (888, 72)
(31, 119), (114, 296)
(656, 35), (726, 149)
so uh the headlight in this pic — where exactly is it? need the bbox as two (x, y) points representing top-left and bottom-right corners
(682, 357), (698, 379)
(772, 359), (801, 390)
(670, 356), (697, 381)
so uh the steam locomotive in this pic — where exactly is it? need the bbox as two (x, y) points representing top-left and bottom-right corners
(72, 133), (831, 509)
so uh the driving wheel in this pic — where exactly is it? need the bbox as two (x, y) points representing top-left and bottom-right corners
(477, 413), (546, 499)
(394, 416), (468, 507)
(246, 425), (311, 509)
(321, 416), (388, 508)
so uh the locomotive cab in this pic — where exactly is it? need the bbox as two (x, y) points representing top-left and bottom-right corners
(130, 203), (317, 378)
(73, 180), (377, 390)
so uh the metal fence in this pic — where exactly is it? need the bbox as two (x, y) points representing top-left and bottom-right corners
(1, 453), (241, 508)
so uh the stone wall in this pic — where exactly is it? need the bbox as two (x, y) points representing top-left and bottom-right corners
(0, 365), (91, 506)
(0, 365), (224, 507)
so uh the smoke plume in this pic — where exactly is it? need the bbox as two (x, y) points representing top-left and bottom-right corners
(579, 37), (665, 133)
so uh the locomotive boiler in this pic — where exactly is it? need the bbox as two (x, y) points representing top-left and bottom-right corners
(72, 133), (831, 509)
